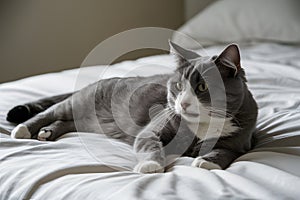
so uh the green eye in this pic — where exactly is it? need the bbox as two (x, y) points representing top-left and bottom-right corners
(198, 83), (208, 92)
(176, 82), (183, 91)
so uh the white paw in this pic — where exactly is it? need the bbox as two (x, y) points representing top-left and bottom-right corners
(38, 130), (52, 141)
(134, 161), (164, 173)
(11, 124), (31, 139)
(191, 157), (221, 170)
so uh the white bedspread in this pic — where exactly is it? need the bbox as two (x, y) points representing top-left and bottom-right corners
(1, 43), (300, 200)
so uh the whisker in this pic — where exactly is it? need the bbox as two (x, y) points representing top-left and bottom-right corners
(206, 106), (242, 127)
(152, 109), (175, 132)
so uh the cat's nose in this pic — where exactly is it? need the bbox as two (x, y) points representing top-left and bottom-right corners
(181, 103), (191, 111)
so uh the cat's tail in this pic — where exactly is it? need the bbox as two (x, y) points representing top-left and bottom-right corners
(7, 92), (73, 123)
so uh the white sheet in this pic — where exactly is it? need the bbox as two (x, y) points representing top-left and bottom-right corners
(1, 43), (300, 199)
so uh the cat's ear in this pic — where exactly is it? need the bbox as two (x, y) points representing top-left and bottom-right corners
(216, 44), (241, 77)
(169, 40), (200, 66)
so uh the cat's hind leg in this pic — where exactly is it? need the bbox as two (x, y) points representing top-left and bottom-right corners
(11, 98), (73, 139)
(37, 120), (76, 141)
(7, 93), (72, 123)
(11, 110), (56, 139)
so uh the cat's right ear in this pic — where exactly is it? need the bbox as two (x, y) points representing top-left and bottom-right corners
(169, 40), (200, 67)
(215, 44), (241, 77)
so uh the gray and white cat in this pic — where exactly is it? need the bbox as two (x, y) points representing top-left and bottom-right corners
(7, 41), (257, 173)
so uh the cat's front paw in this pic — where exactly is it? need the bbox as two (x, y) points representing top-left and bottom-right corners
(11, 124), (31, 139)
(191, 157), (221, 170)
(134, 161), (164, 173)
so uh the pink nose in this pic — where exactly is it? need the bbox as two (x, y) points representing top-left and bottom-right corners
(181, 103), (190, 111)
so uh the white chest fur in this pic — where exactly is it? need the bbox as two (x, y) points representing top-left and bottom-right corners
(187, 117), (239, 140)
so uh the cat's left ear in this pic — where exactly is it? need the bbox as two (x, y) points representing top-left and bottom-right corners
(216, 44), (241, 77)
(169, 40), (200, 63)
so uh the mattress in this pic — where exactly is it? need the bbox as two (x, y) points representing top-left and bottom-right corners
(0, 43), (300, 199)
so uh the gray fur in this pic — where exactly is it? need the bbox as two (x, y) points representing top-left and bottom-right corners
(8, 42), (258, 171)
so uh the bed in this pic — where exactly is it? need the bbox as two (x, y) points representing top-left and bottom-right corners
(1, 0), (300, 199)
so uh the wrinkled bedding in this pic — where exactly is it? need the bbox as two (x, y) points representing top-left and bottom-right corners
(1, 43), (300, 199)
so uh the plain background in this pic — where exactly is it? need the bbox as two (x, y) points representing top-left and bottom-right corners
(0, 0), (214, 83)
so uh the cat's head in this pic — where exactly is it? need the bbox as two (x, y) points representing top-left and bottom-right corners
(167, 41), (247, 124)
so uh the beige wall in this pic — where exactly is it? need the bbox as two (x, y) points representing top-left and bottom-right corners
(0, 0), (215, 83)
(184, 0), (215, 20)
(0, 0), (184, 83)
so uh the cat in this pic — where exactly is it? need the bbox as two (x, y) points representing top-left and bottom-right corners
(7, 41), (258, 173)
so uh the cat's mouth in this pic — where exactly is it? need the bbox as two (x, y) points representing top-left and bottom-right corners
(182, 112), (199, 118)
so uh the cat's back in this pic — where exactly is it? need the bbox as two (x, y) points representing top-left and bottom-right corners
(96, 74), (171, 102)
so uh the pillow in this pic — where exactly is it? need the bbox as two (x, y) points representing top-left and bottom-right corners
(173, 0), (300, 48)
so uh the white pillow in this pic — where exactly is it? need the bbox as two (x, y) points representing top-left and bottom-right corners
(173, 0), (300, 48)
